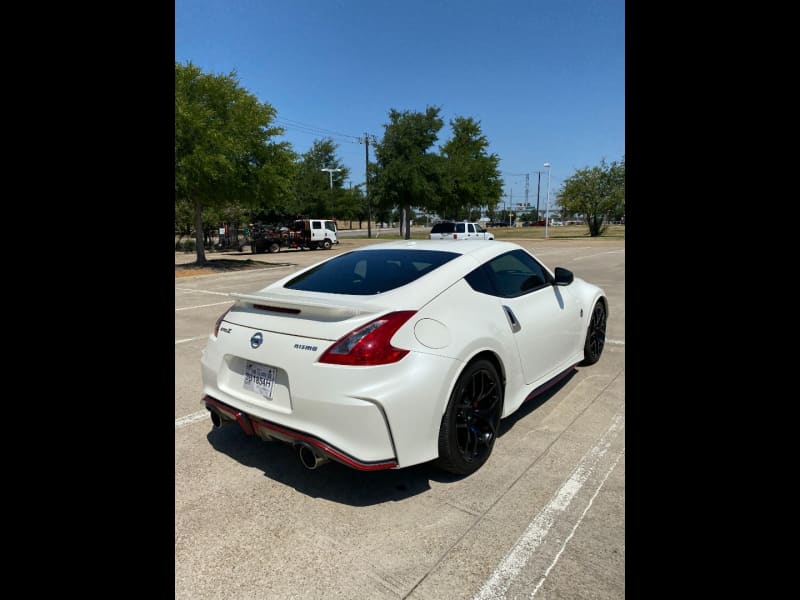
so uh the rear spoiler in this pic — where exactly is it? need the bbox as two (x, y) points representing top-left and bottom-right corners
(229, 292), (378, 320)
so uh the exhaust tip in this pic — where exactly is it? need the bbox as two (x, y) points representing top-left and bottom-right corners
(209, 409), (223, 428)
(297, 443), (329, 470)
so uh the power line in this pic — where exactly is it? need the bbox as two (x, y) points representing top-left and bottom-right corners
(277, 117), (360, 140)
(274, 117), (360, 143)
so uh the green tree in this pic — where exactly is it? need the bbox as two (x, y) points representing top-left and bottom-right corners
(329, 182), (364, 225)
(175, 61), (296, 264)
(294, 138), (350, 218)
(557, 157), (625, 236)
(372, 107), (445, 239)
(439, 117), (503, 219)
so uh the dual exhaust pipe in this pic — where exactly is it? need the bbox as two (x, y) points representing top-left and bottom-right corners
(208, 408), (329, 470)
(296, 442), (329, 470)
(209, 409), (228, 429)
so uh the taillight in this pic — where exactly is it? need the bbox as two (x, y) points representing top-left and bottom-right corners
(213, 308), (232, 337)
(319, 311), (416, 366)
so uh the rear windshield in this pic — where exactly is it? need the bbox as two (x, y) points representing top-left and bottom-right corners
(284, 249), (459, 295)
(430, 222), (455, 234)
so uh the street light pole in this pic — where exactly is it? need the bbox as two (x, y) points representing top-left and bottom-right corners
(321, 167), (342, 190)
(544, 163), (552, 239)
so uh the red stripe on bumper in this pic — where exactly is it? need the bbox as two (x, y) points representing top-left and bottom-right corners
(204, 396), (254, 435)
(202, 396), (398, 471)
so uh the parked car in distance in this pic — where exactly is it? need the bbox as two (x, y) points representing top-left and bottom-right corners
(429, 221), (495, 240)
(201, 240), (607, 476)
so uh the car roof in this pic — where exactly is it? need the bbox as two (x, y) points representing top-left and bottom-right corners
(353, 239), (518, 261)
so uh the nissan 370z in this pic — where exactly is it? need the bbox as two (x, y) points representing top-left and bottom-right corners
(200, 240), (607, 475)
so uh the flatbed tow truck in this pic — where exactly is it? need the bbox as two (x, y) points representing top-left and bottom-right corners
(238, 219), (338, 254)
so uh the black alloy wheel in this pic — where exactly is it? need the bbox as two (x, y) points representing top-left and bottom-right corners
(581, 301), (607, 365)
(436, 359), (503, 475)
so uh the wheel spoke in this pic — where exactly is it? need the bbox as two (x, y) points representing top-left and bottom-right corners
(460, 426), (477, 460)
(475, 384), (496, 404)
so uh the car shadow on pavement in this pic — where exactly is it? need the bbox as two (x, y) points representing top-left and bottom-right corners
(205, 368), (577, 504)
(206, 426), (437, 505)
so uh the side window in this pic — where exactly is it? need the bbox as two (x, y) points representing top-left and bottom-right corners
(312, 221), (322, 230)
(475, 224), (485, 233)
(468, 224), (475, 233)
(483, 250), (550, 298)
(456, 223), (466, 233)
(465, 265), (497, 295)
(325, 221), (336, 232)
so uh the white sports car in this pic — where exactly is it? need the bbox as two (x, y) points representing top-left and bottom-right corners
(201, 240), (607, 475)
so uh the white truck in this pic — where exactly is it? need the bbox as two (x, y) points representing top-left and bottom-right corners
(429, 221), (495, 240)
(246, 219), (338, 253)
(300, 218), (339, 249)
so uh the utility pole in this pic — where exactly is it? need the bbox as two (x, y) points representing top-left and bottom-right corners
(358, 132), (378, 238)
(544, 163), (552, 239)
(525, 173), (529, 210)
(536, 171), (541, 220)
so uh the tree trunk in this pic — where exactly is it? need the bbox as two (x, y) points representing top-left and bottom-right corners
(588, 213), (605, 237)
(194, 199), (207, 265)
(404, 204), (411, 240)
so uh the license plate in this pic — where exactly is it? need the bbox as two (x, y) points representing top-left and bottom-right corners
(243, 361), (276, 399)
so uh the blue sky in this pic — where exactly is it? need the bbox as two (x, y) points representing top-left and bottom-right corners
(175, 0), (624, 209)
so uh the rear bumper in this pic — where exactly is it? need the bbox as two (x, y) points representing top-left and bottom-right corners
(201, 335), (463, 469)
(204, 395), (398, 471)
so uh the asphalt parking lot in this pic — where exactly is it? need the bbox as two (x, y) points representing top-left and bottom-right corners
(175, 237), (625, 599)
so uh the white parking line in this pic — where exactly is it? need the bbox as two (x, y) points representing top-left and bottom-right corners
(572, 250), (625, 261)
(606, 339), (625, 346)
(175, 287), (232, 297)
(175, 409), (210, 430)
(175, 300), (233, 312)
(175, 336), (207, 345)
(530, 448), (625, 598)
(473, 411), (624, 600)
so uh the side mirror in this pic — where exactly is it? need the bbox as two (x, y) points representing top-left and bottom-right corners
(554, 267), (574, 286)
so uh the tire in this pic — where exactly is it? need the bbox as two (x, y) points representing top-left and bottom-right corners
(581, 300), (607, 366)
(322, 238), (332, 250)
(436, 359), (503, 475)
(268, 242), (279, 253)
